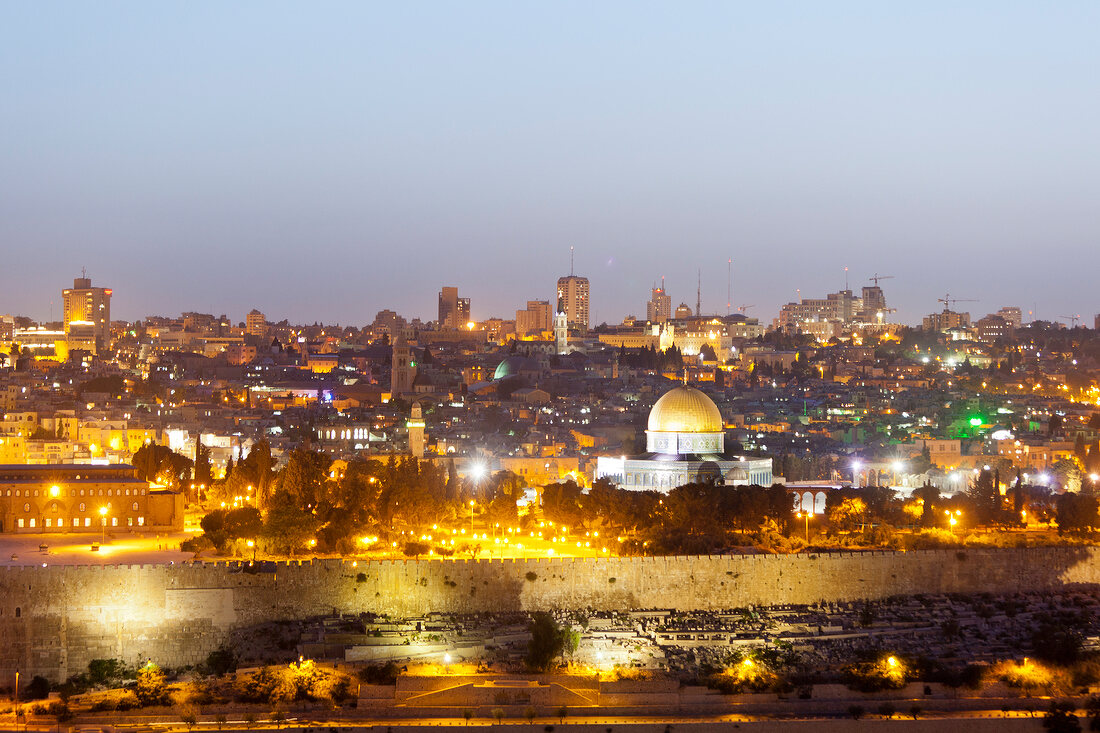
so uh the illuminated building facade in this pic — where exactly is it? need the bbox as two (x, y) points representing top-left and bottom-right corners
(556, 275), (589, 330)
(62, 276), (111, 353)
(515, 300), (552, 336)
(246, 309), (267, 337)
(646, 286), (671, 324)
(595, 384), (772, 492)
(438, 286), (471, 329)
(0, 464), (183, 533)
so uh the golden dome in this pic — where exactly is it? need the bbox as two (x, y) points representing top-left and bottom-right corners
(647, 385), (723, 434)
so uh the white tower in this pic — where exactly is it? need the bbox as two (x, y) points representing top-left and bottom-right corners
(554, 312), (569, 354)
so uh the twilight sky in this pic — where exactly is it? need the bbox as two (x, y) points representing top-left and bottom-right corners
(2, 2), (1098, 327)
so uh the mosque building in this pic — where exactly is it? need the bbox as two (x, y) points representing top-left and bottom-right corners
(595, 384), (772, 491)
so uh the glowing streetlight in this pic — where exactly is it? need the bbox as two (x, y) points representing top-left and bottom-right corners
(98, 506), (108, 544)
(851, 460), (862, 487)
(246, 539), (256, 563)
(795, 511), (812, 542)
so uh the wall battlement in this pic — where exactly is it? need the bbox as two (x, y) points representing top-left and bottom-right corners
(2, 547), (1098, 683)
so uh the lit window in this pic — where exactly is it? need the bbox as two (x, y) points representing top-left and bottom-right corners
(111, 517), (117, 527)
(79, 502), (85, 512)
(138, 516), (144, 526)
(127, 517), (133, 527)
(84, 517), (91, 527)
(28, 518), (35, 528)
(132, 502), (138, 511)
(23, 503), (29, 512)
(72, 518), (79, 527)
(45, 518), (51, 528)
(17, 519), (23, 528)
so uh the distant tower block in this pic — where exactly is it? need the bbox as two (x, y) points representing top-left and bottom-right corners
(407, 401), (426, 458)
(390, 337), (416, 397)
(554, 311), (569, 354)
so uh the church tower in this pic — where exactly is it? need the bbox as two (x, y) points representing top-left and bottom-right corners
(407, 401), (426, 458)
(390, 336), (416, 397)
(554, 312), (569, 355)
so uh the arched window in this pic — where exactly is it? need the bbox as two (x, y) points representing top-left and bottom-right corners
(23, 503), (29, 512)
(79, 502), (86, 512)
(132, 502), (138, 511)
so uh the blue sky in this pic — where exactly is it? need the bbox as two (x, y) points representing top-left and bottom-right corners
(2, 2), (1097, 326)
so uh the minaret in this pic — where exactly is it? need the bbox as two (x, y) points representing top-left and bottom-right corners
(407, 401), (426, 458)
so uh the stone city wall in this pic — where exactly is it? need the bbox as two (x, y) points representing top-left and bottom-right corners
(2, 546), (1099, 682)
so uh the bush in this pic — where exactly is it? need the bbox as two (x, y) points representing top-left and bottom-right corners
(206, 646), (238, 676)
(357, 662), (399, 686)
(403, 541), (430, 557)
(135, 663), (171, 706)
(87, 658), (128, 686)
(24, 675), (50, 700)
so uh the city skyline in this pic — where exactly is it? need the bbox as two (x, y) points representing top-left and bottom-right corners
(2, 2), (1098, 324)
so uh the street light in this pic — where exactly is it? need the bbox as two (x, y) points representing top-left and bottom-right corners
(796, 511), (811, 542)
(99, 506), (108, 544)
(246, 539), (256, 563)
(851, 460), (862, 487)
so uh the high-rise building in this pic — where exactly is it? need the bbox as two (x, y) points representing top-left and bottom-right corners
(646, 286), (672, 324)
(997, 307), (1023, 329)
(437, 287), (471, 329)
(516, 300), (552, 336)
(777, 289), (861, 331)
(556, 275), (589, 330)
(62, 276), (112, 353)
(859, 286), (887, 321)
(246, 309), (266, 338)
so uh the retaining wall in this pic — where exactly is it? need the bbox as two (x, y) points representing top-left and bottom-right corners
(2, 546), (1098, 682)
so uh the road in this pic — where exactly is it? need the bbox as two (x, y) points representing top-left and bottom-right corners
(0, 530), (194, 566)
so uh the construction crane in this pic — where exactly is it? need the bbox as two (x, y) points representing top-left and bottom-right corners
(1059, 314), (1082, 328)
(937, 294), (977, 312)
(736, 304), (755, 313)
(868, 273), (894, 287)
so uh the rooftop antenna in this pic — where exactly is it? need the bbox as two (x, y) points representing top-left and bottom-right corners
(569, 246), (574, 276)
(844, 266), (849, 291)
(81, 266), (87, 279)
(696, 269), (701, 317)
(660, 274), (665, 292)
(726, 258), (732, 316)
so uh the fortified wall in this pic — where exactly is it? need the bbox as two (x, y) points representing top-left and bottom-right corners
(3, 546), (1099, 682)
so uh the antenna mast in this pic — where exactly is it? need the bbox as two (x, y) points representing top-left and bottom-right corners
(569, 246), (574, 276)
(696, 269), (701, 317)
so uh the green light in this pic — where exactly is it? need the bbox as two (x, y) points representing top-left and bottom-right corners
(969, 417), (982, 427)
